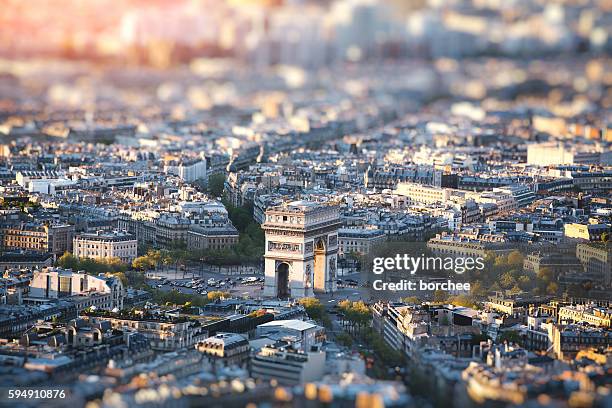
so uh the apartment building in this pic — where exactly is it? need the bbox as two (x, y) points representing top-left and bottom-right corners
(250, 344), (325, 385)
(558, 305), (611, 328)
(337, 227), (385, 256)
(576, 243), (611, 287)
(196, 332), (249, 366)
(0, 223), (74, 255)
(564, 223), (610, 241)
(73, 230), (137, 263)
(395, 182), (450, 204)
(187, 225), (239, 251)
(29, 267), (125, 310)
(83, 313), (205, 352)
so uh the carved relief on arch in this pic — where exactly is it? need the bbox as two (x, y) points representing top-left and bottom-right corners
(305, 264), (312, 288)
(328, 234), (337, 247)
(314, 236), (326, 251)
(329, 256), (337, 280)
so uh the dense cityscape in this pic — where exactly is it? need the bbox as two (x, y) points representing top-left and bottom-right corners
(0, 0), (610, 407)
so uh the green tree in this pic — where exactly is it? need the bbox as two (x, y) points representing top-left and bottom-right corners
(337, 300), (371, 336)
(208, 173), (226, 198)
(335, 332), (354, 348)
(363, 330), (404, 367)
(126, 270), (147, 288)
(57, 252), (79, 270)
(169, 248), (189, 276)
(298, 298), (325, 320)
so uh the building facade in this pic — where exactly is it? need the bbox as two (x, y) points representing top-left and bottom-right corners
(73, 230), (137, 263)
(187, 225), (239, 251)
(0, 224), (74, 255)
(29, 267), (125, 310)
(337, 227), (386, 256)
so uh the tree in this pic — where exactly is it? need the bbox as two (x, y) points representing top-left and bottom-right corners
(207, 291), (230, 301)
(298, 298), (325, 320)
(363, 330), (404, 367)
(546, 282), (559, 295)
(57, 252), (79, 270)
(208, 173), (226, 198)
(335, 332), (354, 348)
(448, 294), (477, 308)
(112, 272), (128, 286)
(132, 255), (155, 271)
(126, 270), (147, 288)
(101, 257), (128, 273)
(146, 249), (162, 269)
(500, 271), (516, 289)
(507, 250), (524, 267)
(230, 207), (253, 232)
(58, 253), (128, 274)
(470, 281), (487, 297)
(490, 282), (502, 292)
(433, 289), (448, 302)
(518, 275), (531, 290)
(537, 267), (553, 282)
(402, 296), (420, 304)
(494, 255), (508, 268)
(169, 248), (189, 277)
(337, 300), (371, 336)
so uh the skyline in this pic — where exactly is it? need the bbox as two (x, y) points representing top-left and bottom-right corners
(0, 1), (610, 407)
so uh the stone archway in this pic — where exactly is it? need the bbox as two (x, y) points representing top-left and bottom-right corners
(276, 262), (290, 298)
(313, 237), (326, 292)
(262, 201), (341, 298)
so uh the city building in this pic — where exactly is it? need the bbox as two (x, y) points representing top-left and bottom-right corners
(187, 225), (239, 251)
(250, 343), (326, 385)
(576, 243), (612, 287)
(178, 159), (207, 183)
(564, 223), (610, 241)
(195, 332), (249, 365)
(82, 312), (206, 352)
(256, 319), (325, 350)
(73, 230), (137, 263)
(0, 223), (74, 255)
(28, 267), (125, 310)
(337, 227), (386, 256)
